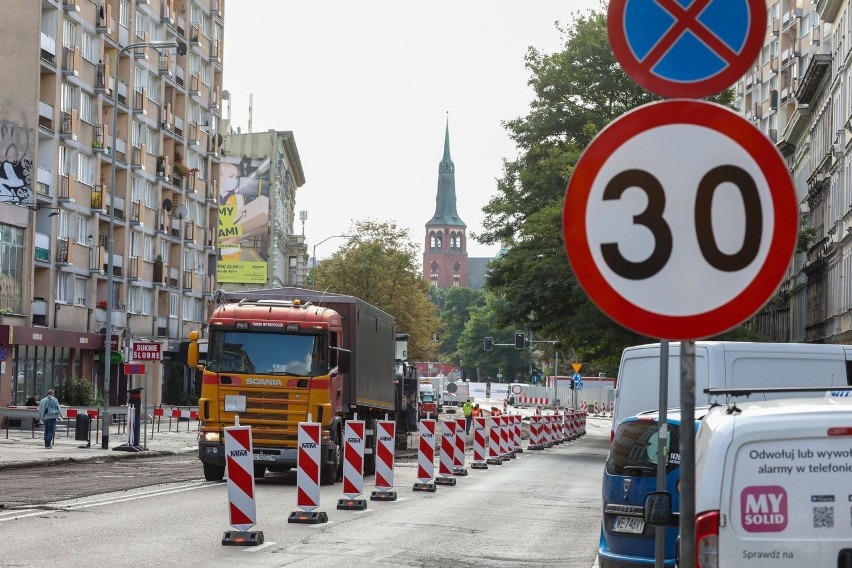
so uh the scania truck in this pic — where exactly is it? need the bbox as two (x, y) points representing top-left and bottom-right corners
(188, 287), (402, 484)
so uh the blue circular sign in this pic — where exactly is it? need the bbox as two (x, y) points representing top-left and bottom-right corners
(608, 0), (767, 98)
(572, 373), (582, 384)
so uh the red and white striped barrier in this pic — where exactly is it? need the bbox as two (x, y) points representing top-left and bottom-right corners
(486, 416), (503, 465)
(453, 417), (468, 476)
(542, 414), (553, 447)
(338, 419), (366, 510)
(528, 415), (543, 450)
(499, 415), (512, 460)
(471, 417), (488, 469)
(512, 414), (523, 453)
(370, 419), (397, 501)
(413, 419), (437, 491)
(221, 423), (264, 545)
(608, 400), (615, 415)
(436, 420), (457, 486)
(580, 401), (588, 412)
(554, 412), (564, 444)
(516, 395), (550, 406)
(288, 421), (327, 524)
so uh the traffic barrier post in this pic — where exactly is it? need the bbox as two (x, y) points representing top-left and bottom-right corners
(221, 419), (264, 546)
(452, 417), (468, 476)
(512, 414), (523, 453)
(370, 419), (397, 501)
(413, 419), (437, 491)
(499, 415), (512, 460)
(151, 407), (164, 438)
(66, 408), (78, 437)
(435, 420), (457, 486)
(470, 417), (488, 469)
(337, 418), (367, 510)
(288, 418), (328, 524)
(528, 415), (544, 450)
(486, 416), (503, 465)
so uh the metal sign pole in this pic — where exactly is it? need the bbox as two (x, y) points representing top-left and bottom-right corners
(655, 340), (669, 568)
(679, 340), (696, 568)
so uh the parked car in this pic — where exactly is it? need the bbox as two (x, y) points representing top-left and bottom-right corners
(645, 395), (852, 568)
(599, 407), (709, 568)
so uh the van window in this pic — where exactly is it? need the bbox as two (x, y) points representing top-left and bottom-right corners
(606, 421), (681, 477)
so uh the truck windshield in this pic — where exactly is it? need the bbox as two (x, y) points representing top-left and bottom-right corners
(205, 330), (328, 376)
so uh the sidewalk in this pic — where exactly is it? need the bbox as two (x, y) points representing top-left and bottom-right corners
(0, 420), (199, 470)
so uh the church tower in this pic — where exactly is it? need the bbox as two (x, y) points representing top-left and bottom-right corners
(423, 121), (468, 288)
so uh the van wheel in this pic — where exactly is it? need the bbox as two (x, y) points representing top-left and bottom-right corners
(203, 463), (225, 482)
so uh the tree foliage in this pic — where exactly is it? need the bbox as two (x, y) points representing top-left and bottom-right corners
(314, 220), (441, 361)
(474, 7), (737, 371)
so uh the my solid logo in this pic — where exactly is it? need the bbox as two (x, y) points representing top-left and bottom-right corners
(741, 485), (788, 532)
(302, 442), (317, 449)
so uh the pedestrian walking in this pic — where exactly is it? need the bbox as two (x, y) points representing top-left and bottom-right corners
(462, 399), (474, 434)
(37, 389), (65, 448)
(25, 393), (42, 427)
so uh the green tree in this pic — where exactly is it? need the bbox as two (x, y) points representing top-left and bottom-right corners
(314, 219), (441, 361)
(476, 7), (737, 368)
(438, 287), (485, 365)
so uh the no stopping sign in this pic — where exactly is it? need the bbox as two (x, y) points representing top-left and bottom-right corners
(562, 100), (797, 340)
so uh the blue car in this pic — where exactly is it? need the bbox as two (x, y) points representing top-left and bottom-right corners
(598, 407), (708, 568)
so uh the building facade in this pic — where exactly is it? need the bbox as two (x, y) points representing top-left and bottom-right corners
(423, 122), (469, 288)
(0, 0), (227, 407)
(737, 0), (852, 344)
(216, 130), (307, 291)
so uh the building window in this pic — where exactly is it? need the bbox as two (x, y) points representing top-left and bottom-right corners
(74, 277), (88, 306)
(430, 260), (439, 273)
(169, 292), (178, 318)
(128, 285), (141, 313)
(0, 224), (24, 313)
(453, 262), (461, 272)
(56, 272), (71, 303)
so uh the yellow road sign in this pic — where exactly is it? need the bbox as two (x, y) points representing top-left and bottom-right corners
(571, 363), (582, 373)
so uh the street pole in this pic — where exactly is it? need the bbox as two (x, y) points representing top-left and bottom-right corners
(310, 234), (349, 288)
(554, 351), (559, 406)
(104, 40), (183, 449)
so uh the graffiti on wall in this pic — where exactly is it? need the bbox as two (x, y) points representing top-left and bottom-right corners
(0, 119), (34, 208)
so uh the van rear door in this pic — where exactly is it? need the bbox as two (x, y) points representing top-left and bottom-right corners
(719, 418), (852, 565)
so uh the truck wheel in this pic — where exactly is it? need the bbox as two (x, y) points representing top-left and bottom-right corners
(321, 426), (342, 485)
(203, 463), (225, 482)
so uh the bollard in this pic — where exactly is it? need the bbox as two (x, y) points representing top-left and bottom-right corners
(370, 419), (397, 501)
(337, 419), (367, 510)
(413, 419), (437, 491)
(435, 420), (457, 486)
(221, 421), (264, 546)
(288, 420), (328, 524)
(470, 417), (488, 469)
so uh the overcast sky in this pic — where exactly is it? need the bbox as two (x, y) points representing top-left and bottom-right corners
(223, 1), (602, 260)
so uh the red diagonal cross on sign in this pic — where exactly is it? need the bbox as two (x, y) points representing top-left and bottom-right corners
(641, 0), (738, 72)
(607, 0), (766, 98)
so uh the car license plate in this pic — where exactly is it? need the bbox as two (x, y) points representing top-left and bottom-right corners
(253, 453), (277, 462)
(612, 515), (645, 534)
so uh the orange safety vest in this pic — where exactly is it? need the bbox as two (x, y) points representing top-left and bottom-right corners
(472, 407), (481, 418)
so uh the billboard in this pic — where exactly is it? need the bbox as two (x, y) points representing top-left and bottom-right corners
(217, 156), (271, 283)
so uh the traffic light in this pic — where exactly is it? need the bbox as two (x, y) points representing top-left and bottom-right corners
(569, 378), (576, 390)
(484, 337), (493, 351)
(515, 332), (525, 349)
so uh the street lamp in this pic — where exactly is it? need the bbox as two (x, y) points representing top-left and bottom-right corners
(311, 234), (349, 288)
(102, 40), (185, 449)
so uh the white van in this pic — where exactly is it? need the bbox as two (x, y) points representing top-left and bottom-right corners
(612, 342), (852, 438)
(643, 396), (852, 566)
(698, 397), (852, 566)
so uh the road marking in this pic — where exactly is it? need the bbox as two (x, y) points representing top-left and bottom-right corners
(243, 541), (276, 553)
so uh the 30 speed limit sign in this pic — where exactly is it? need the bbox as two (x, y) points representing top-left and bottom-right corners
(563, 100), (798, 340)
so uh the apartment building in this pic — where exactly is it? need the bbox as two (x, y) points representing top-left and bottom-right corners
(737, 0), (852, 345)
(0, 0), (226, 407)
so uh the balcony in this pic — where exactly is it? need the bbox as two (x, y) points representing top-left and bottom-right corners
(130, 200), (143, 226)
(160, 1), (173, 25)
(96, 3), (113, 34)
(202, 274), (214, 297)
(182, 270), (193, 291)
(95, 62), (111, 95)
(56, 239), (70, 264)
(131, 145), (145, 170)
(795, 54), (832, 105)
(92, 185), (109, 213)
(153, 260), (166, 285)
(190, 22), (200, 45)
(62, 0), (80, 12)
(37, 168), (52, 197)
(35, 232), (50, 263)
(31, 298), (47, 326)
(38, 101), (54, 131)
(133, 89), (146, 114)
(210, 39), (221, 64)
(189, 74), (201, 97)
(168, 267), (179, 288)
(90, 245), (105, 273)
(93, 124), (108, 154)
(106, 192), (126, 221)
(816, 0), (843, 22)
(127, 256), (141, 280)
(103, 250), (124, 277)
(61, 46), (79, 76)
(60, 110), (78, 140)
(40, 33), (57, 66)
(58, 174), (74, 201)
(158, 52), (174, 77)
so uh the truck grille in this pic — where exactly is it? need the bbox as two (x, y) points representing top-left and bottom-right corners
(220, 389), (310, 444)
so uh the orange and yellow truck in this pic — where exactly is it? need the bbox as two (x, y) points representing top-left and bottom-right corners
(188, 287), (412, 484)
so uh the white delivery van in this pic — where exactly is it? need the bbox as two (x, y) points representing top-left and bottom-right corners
(696, 397), (852, 566)
(612, 342), (852, 438)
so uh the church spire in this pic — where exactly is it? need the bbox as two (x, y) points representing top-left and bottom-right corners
(427, 117), (465, 227)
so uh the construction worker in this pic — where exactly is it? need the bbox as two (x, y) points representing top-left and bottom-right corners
(462, 399), (474, 434)
(490, 406), (502, 417)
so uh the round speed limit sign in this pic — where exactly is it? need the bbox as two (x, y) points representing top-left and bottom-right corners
(563, 100), (797, 340)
